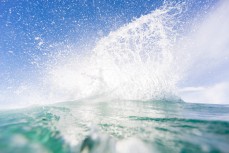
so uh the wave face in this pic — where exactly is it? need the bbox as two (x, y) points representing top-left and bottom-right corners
(45, 3), (184, 102)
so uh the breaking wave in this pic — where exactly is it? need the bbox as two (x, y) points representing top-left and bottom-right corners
(44, 3), (185, 103)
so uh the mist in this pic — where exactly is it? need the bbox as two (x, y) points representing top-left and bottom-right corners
(179, 0), (229, 104)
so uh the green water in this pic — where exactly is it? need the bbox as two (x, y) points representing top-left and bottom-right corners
(0, 100), (229, 153)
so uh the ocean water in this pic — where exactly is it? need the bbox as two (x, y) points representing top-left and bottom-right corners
(0, 99), (229, 153)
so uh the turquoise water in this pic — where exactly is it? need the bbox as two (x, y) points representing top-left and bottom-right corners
(0, 100), (228, 153)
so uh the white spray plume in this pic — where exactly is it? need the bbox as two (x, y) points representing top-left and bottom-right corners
(45, 3), (184, 102)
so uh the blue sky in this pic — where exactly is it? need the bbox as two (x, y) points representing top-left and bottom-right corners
(0, 0), (166, 87)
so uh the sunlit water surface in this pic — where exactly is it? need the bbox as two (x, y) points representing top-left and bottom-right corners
(0, 100), (228, 153)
